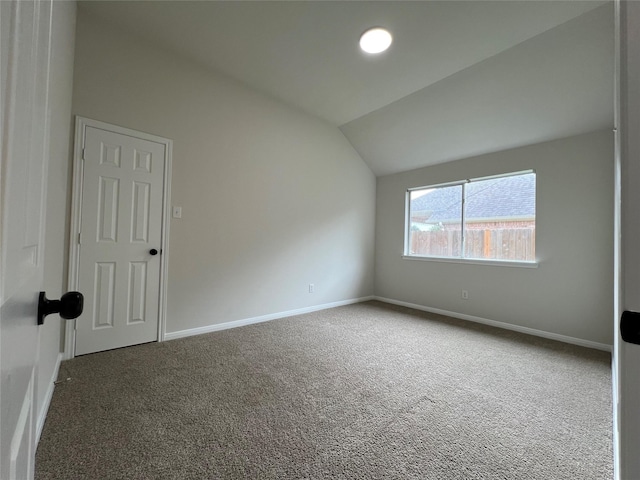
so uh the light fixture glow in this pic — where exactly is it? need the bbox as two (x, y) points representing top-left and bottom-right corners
(359, 27), (392, 54)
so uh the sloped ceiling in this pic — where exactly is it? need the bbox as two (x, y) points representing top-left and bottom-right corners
(341, 4), (614, 175)
(78, 1), (614, 176)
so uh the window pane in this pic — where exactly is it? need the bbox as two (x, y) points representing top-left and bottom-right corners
(463, 173), (536, 261)
(409, 185), (463, 257)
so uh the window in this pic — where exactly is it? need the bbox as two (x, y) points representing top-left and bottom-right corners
(405, 171), (536, 263)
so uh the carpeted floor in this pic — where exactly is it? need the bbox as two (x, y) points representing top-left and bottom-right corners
(36, 301), (612, 479)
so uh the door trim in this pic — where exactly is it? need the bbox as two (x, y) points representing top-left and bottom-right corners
(613, 0), (622, 477)
(65, 116), (172, 359)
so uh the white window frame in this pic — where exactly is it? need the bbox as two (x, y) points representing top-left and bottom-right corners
(403, 170), (537, 267)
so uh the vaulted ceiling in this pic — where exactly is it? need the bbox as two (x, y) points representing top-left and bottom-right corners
(79, 1), (614, 175)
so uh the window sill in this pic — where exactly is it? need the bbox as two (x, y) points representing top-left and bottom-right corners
(401, 255), (538, 268)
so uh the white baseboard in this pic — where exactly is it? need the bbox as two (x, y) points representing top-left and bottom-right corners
(164, 296), (375, 341)
(36, 352), (63, 445)
(374, 296), (612, 352)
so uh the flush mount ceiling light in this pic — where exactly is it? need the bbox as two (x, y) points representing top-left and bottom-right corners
(359, 27), (393, 54)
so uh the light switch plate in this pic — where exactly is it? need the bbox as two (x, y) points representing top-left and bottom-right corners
(172, 206), (182, 218)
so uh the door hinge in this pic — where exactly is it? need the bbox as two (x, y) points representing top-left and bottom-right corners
(78, 232), (82, 244)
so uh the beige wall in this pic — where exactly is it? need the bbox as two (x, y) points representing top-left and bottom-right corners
(375, 130), (614, 345)
(39, 0), (76, 432)
(72, 11), (376, 334)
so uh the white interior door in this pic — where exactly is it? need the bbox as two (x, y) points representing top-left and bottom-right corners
(618, 2), (640, 478)
(75, 123), (167, 356)
(0, 0), (54, 478)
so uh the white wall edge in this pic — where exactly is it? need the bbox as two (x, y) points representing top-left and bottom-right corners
(374, 296), (613, 352)
(36, 352), (63, 445)
(165, 296), (375, 341)
(64, 116), (86, 360)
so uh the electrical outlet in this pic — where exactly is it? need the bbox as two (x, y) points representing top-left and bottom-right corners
(462, 290), (469, 300)
(309, 284), (314, 293)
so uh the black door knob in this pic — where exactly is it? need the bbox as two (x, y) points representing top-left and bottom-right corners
(150, 249), (158, 256)
(621, 311), (640, 345)
(38, 291), (84, 325)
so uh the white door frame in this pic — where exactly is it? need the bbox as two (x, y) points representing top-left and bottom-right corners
(613, 1), (622, 478)
(65, 116), (172, 359)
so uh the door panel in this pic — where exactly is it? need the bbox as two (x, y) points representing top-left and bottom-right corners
(619, 2), (640, 478)
(1, 1), (53, 478)
(75, 126), (166, 356)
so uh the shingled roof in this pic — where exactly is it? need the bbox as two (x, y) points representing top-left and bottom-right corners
(410, 173), (535, 222)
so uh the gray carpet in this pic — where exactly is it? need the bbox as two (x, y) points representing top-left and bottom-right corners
(36, 301), (612, 479)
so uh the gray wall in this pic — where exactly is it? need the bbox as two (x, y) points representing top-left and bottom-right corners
(39, 0), (76, 430)
(72, 11), (376, 334)
(375, 130), (614, 345)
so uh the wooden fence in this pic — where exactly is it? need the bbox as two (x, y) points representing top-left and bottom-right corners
(410, 228), (535, 261)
